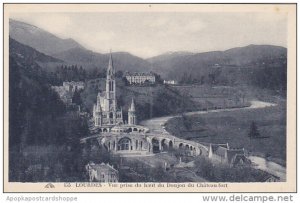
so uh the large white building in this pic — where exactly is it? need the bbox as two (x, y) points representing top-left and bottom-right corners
(163, 80), (178, 85)
(125, 72), (156, 85)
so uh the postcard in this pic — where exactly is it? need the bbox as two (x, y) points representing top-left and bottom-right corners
(3, 3), (296, 192)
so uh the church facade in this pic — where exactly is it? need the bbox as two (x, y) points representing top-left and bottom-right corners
(93, 53), (124, 127)
(92, 52), (152, 156)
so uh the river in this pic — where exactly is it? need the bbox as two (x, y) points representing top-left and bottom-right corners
(141, 100), (286, 181)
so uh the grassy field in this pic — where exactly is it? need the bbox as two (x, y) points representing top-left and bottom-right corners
(80, 79), (250, 121)
(170, 84), (250, 109)
(166, 100), (286, 166)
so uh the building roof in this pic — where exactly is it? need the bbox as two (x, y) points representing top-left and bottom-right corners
(210, 143), (246, 163)
(107, 51), (115, 75)
(227, 149), (245, 163)
(88, 162), (118, 173)
(210, 143), (229, 154)
(125, 72), (155, 77)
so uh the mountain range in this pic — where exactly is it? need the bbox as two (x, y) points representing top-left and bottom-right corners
(10, 19), (83, 55)
(148, 45), (286, 79)
(9, 19), (287, 93)
(9, 19), (152, 72)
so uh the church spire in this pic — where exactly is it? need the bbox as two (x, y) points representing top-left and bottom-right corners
(128, 98), (137, 125)
(129, 98), (136, 112)
(107, 49), (114, 76)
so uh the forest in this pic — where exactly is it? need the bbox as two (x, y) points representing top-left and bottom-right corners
(9, 42), (89, 181)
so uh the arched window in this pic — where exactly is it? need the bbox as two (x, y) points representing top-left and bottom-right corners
(152, 138), (160, 153)
(118, 137), (131, 150)
(169, 141), (173, 149)
(110, 81), (114, 91)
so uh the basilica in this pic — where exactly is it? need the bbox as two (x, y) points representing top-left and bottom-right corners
(89, 52), (249, 163)
(92, 52), (153, 156)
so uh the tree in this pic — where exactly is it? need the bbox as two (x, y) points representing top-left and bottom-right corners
(72, 89), (82, 105)
(115, 70), (123, 78)
(153, 73), (163, 84)
(248, 121), (261, 138)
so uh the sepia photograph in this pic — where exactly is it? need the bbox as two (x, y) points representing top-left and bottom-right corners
(3, 3), (296, 192)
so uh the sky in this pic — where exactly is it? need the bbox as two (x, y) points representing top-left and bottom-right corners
(10, 12), (287, 58)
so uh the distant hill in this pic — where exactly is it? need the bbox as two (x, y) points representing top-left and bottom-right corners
(10, 19), (153, 72)
(52, 47), (153, 72)
(147, 45), (287, 95)
(148, 45), (286, 79)
(9, 37), (63, 64)
(223, 44), (287, 65)
(148, 51), (194, 64)
(9, 19), (287, 95)
(9, 19), (83, 55)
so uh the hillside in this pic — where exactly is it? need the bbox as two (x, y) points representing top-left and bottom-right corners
(9, 38), (66, 79)
(9, 19), (287, 96)
(10, 19), (153, 72)
(9, 19), (83, 55)
(166, 100), (287, 165)
(80, 79), (198, 121)
(148, 45), (287, 95)
(148, 51), (194, 64)
(52, 47), (153, 72)
(9, 37), (63, 64)
(9, 37), (68, 147)
(223, 44), (287, 65)
(9, 37), (89, 182)
(149, 45), (286, 77)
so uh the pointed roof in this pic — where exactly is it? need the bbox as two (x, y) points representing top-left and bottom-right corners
(107, 49), (114, 75)
(129, 98), (136, 112)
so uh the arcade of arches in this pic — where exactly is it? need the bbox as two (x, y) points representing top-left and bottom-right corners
(98, 134), (201, 157)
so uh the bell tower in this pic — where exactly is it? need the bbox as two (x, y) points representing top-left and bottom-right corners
(105, 50), (117, 111)
(93, 50), (123, 127)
